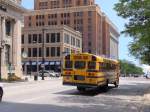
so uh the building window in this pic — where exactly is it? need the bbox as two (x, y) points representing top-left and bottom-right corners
(51, 47), (55, 57)
(84, 0), (87, 5)
(6, 21), (11, 36)
(76, 39), (80, 48)
(46, 47), (50, 57)
(21, 48), (24, 54)
(64, 47), (70, 54)
(71, 36), (75, 46)
(46, 33), (50, 43)
(39, 48), (42, 57)
(88, 42), (92, 46)
(76, 0), (80, 5)
(33, 34), (37, 43)
(51, 33), (56, 43)
(21, 35), (24, 44)
(57, 47), (60, 56)
(88, 11), (92, 16)
(57, 33), (60, 42)
(38, 34), (42, 43)
(64, 33), (70, 44)
(28, 23), (31, 27)
(36, 15), (38, 19)
(36, 22), (38, 26)
(28, 48), (31, 57)
(39, 2), (48, 9)
(33, 48), (37, 57)
(28, 34), (32, 44)
(5, 45), (10, 65)
(88, 49), (92, 53)
(29, 16), (31, 20)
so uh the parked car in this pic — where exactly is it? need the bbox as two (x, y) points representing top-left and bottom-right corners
(38, 70), (60, 77)
(54, 72), (61, 77)
(49, 71), (60, 77)
(0, 83), (3, 102)
(38, 70), (51, 77)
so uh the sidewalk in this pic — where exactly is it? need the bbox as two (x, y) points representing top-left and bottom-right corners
(2, 76), (61, 87)
(143, 88), (150, 112)
(22, 75), (60, 82)
(144, 88), (150, 103)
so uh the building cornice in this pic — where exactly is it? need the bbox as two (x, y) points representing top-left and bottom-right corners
(0, 0), (27, 13)
(24, 5), (102, 16)
(22, 25), (82, 38)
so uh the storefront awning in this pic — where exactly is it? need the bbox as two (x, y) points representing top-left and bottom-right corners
(26, 62), (30, 65)
(44, 61), (49, 65)
(56, 61), (61, 65)
(38, 61), (42, 65)
(50, 62), (55, 65)
(32, 62), (37, 65)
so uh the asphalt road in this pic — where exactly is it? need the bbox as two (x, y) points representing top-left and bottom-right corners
(0, 77), (150, 112)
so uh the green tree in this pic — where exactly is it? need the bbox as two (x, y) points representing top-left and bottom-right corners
(114, 0), (150, 65)
(119, 60), (144, 76)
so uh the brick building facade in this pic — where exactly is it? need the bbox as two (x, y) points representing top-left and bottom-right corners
(24, 0), (119, 58)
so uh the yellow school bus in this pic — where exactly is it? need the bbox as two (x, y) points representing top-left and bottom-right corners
(63, 53), (120, 91)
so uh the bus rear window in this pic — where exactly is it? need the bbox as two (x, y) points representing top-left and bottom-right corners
(65, 61), (73, 69)
(88, 62), (96, 70)
(75, 61), (86, 69)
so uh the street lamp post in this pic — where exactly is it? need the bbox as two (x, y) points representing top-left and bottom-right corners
(33, 41), (39, 75)
(41, 29), (46, 80)
(22, 51), (27, 75)
(0, 48), (2, 81)
(29, 60), (32, 78)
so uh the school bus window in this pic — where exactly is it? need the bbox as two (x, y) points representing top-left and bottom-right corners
(113, 64), (116, 70)
(99, 62), (105, 71)
(88, 62), (96, 70)
(65, 61), (73, 69)
(75, 61), (86, 69)
(106, 63), (111, 70)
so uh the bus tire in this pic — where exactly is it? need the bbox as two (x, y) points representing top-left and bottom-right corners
(102, 80), (109, 92)
(77, 86), (85, 91)
(114, 81), (119, 88)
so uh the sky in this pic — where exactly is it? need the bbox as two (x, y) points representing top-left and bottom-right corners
(21, 0), (140, 66)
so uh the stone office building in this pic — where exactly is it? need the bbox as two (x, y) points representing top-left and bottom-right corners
(22, 25), (82, 74)
(0, 0), (26, 79)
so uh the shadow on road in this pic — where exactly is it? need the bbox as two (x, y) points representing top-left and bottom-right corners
(0, 100), (148, 112)
(54, 86), (115, 96)
(0, 102), (84, 112)
(106, 82), (150, 97)
(55, 82), (150, 97)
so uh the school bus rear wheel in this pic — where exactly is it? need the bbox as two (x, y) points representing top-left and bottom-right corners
(77, 86), (86, 91)
(114, 81), (119, 88)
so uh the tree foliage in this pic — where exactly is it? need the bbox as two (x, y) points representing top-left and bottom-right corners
(119, 60), (144, 76)
(114, 0), (150, 65)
